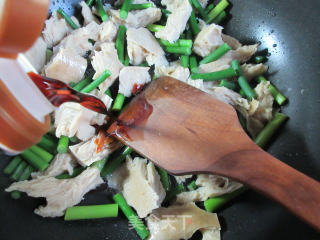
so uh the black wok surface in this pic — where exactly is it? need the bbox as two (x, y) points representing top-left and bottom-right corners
(1, 0), (320, 239)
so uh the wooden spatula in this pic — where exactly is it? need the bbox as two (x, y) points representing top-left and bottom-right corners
(107, 76), (320, 231)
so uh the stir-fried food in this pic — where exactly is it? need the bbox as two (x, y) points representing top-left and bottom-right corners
(4, 1), (288, 239)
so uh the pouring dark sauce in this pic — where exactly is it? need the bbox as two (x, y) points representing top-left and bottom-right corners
(29, 72), (114, 152)
(28, 72), (108, 114)
(29, 72), (153, 149)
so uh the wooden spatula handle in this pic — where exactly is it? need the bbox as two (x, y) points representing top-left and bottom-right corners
(210, 149), (320, 231)
(111, 77), (320, 230)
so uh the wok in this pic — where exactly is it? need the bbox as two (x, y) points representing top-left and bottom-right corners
(1, 0), (320, 239)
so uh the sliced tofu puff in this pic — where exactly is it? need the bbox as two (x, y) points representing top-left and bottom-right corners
(109, 7), (161, 28)
(24, 37), (47, 73)
(5, 167), (103, 217)
(205, 87), (243, 106)
(193, 23), (225, 57)
(160, 0), (181, 11)
(205, 84), (274, 138)
(199, 63), (274, 138)
(228, 44), (259, 63)
(147, 202), (221, 240)
(91, 42), (124, 92)
(194, 22), (259, 63)
(79, 1), (99, 25)
(155, 62), (204, 90)
(185, 77), (204, 91)
(252, 81), (274, 122)
(100, 93), (114, 110)
(107, 157), (129, 190)
(206, 85), (270, 138)
(44, 48), (87, 84)
(69, 135), (121, 167)
(238, 81), (274, 137)
(42, 12), (77, 48)
(127, 28), (168, 66)
(107, 156), (166, 218)
(199, 57), (231, 74)
(75, 124), (96, 141)
(155, 0), (192, 43)
(241, 63), (268, 81)
(198, 37), (261, 89)
(118, 67), (151, 98)
(54, 102), (105, 141)
(176, 174), (242, 204)
(221, 34), (242, 50)
(198, 45), (260, 75)
(53, 21), (100, 56)
(155, 62), (190, 82)
(36, 153), (77, 178)
(98, 21), (118, 43)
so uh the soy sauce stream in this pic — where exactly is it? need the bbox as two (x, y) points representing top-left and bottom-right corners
(29, 72), (153, 148)
(28, 72), (109, 115)
(29, 72), (115, 151)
